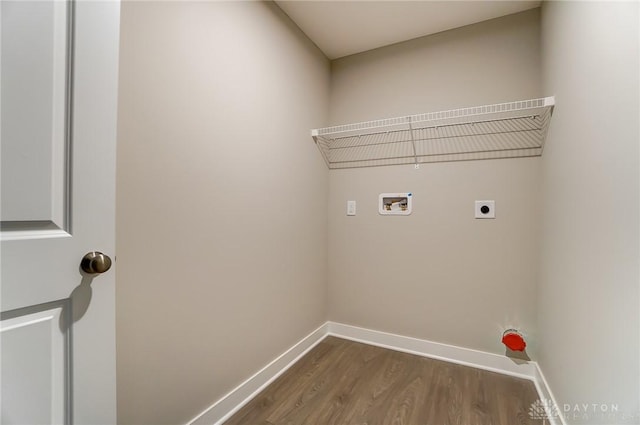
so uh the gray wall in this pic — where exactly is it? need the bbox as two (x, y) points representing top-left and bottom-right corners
(327, 9), (543, 355)
(539, 1), (639, 421)
(116, 2), (330, 424)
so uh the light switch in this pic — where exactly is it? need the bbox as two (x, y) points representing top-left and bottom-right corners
(347, 200), (356, 216)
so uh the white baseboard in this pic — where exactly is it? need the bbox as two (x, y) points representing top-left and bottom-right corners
(327, 321), (537, 381)
(533, 363), (567, 425)
(187, 321), (558, 425)
(187, 322), (328, 425)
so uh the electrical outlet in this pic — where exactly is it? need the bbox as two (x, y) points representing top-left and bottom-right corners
(475, 200), (495, 219)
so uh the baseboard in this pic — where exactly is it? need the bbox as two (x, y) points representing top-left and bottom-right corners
(327, 321), (537, 381)
(533, 363), (567, 425)
(187, 322), (329, 425)
(188, 321), (559, 425)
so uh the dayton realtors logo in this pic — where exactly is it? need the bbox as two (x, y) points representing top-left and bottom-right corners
(562, 402), (620, 422)
(529, 399), (560, 421)
(529, 399), (626, 423)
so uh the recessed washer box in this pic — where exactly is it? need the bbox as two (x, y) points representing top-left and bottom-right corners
(379, 193), (412, 215)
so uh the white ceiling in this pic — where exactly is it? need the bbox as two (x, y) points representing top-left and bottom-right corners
(275, 1), (541, 60)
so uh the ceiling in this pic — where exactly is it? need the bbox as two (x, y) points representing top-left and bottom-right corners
(275, 1), (541, 60)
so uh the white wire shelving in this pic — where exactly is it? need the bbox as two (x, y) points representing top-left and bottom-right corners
(311, 97), (555, 169)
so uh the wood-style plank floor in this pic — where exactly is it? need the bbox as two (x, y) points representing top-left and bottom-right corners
(224, 336), (540, 425)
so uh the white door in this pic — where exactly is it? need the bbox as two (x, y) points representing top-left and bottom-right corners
(1, 1), (120, 424)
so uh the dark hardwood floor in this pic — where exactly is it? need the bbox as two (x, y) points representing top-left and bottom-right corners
(224, 336), (541, 425)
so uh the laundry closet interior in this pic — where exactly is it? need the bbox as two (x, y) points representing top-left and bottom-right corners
(115, 2), (640, 424)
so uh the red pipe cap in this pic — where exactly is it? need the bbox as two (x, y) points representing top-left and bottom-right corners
(502, 331), (526, 351)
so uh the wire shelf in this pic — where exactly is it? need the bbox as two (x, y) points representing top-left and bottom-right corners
(311, 97), (555, 169)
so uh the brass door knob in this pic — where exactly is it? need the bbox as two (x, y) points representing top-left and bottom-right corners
(81, 252), (112, 274)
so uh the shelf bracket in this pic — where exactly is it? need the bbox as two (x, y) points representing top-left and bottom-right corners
(407, 116), (419, 168)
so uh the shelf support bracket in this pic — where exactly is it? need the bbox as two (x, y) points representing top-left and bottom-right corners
(407, 116), (419, 169)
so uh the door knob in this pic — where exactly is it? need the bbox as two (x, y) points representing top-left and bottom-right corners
(81, 252), (112, 274)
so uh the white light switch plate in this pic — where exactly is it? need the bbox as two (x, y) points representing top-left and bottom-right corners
(347, 200), (356, 216)
(475, 200), (495, 219)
